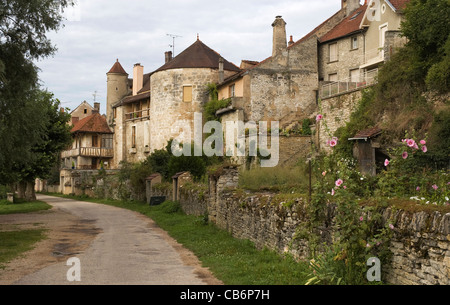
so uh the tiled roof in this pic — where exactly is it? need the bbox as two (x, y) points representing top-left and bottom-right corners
(388, 0), (410, 11)
(155, 39), (241, 73)
(320, 4), (368, 43)
(123, 91), (150, 104)
(108, 59), (128, 75)
(350, 126), (383, 140)
(71, 113), (113, 134)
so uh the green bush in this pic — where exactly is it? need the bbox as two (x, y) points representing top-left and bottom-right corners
(160, 200), (182, 214)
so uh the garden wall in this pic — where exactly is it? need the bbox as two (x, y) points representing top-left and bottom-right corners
(184, 167), (450, 285)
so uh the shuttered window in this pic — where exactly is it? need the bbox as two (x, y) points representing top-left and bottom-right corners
(329, 43), (338, 62)
(183, 86), (193, 102)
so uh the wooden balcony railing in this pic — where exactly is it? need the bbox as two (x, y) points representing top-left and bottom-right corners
(61, 147), (114, 159)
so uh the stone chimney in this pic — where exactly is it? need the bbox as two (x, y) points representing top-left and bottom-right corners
(218, 57), (224, 83)
(165, 51), (173, 63)
(133, 63), (144, 96)
(342, 0), (361, 16)
(272, 16), (287, 57)
(93, 102), (100, 114)
(288, 35), (294, 47)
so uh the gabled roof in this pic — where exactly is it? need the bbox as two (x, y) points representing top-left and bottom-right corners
(348, 126), (382, 141)
(387, 0), (409, 11)
(320, 3), (368, 43)
(154, 39), (241, 73)
(108, 59), (128, 75)
(71, 113), (113, 134)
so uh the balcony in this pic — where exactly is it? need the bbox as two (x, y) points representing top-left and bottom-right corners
(61, 147), (114, 159)
(125, 108), (150, 122)
(321, 68), (378, 99)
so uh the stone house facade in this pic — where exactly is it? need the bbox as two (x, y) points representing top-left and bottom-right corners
(107, 39), (240, 167)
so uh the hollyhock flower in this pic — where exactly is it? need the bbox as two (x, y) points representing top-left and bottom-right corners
(331, 189), (335, 196)
(413, 142), (419, 150)
(329, 139), (337, 147)
(316, 114), (323, 122)
(406, 139), (416, 148)
(420, 140), (426, 145)
(384, 159), (390, 167)
(335, 179), (343, 187)
(343, 186), (347, 189)
(416, 186), (420, 191)
(402, 152), (408, 159)
(389, 224), (395, 230)
(421, 145), (427, 153)
(322, 171), (327, 176)
(432, 184), (438, 191)
(359, 216), (364, 221)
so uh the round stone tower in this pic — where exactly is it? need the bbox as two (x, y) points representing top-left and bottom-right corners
(149, 38), (241, 152)
(106, 59), (129, 125)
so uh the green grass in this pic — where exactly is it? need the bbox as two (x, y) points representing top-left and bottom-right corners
(0, 229), (47, 269)
(0, 199), (52, 215)
(45, 193), (310, 285)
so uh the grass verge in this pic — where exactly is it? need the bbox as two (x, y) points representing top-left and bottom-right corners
(44, 193), (310, 285)
(0, 229), (47, 270)
(0, 199), (52, 215)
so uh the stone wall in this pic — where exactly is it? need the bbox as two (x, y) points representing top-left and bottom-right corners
(318, 89), (363, 151)
(187, 167), (450, 285)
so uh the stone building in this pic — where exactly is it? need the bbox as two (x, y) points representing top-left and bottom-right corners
(107, 38), (240, 167)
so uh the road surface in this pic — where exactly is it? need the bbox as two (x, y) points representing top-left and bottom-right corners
(10, 194), (217, 285)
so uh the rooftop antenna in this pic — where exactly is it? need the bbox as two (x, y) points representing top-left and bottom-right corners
(167, 33), (182, 56)
(93, 90), (100, 102)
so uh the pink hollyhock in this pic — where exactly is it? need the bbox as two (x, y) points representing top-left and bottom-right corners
(329, 139), (337, 147)
(420, 140), (426, 145)
(331, 189), (335, 196)
(416, 186), (420, 191)
(384, 159), (390, 167)
(316, 114), (323, 122)
(402, 152), (408, 159)
(335, 179), (343, 187)
(389, 224), (395, 230)
(422, 145), (427, 153)
(406, 139), (416, 148)
(432, 184), (438, 190)
(359, 216), (364, 221)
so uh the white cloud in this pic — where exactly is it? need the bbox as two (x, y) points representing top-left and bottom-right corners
(36, 0), (340, 112)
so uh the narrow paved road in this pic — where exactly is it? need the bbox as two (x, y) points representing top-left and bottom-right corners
(14, 195), (212, 285)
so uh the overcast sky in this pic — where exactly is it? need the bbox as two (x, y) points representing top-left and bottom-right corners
(35, 0), (346, 113)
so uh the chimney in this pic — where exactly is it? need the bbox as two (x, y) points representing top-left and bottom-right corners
(94, 102), (100, 114)
(288, 35), (294, 47)
(60, 107), (65, 113)
(132, 63), (144, 96)
(218, 57), (224, 83)
(165, 51), (173, 63)
(272, 16), (287, 57)
(342, 0), (361, 16)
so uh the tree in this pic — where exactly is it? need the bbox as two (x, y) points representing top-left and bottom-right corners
(13, 90), (72, 201)
(0, 0), (73, 199)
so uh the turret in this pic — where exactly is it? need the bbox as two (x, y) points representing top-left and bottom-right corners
(106, 59), (129, 125)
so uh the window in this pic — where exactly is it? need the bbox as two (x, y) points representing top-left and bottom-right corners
(84, 108), (87, 114)
(351, 36), (358, 50)
(329, 43), (338, 62)
(229, 84), (235, 97)
(380, 24), (388, 48)
(350, 69), (360, 83)
(113, 108), (117, 119)
(183, 86), (193, 102)
(131, 126), (136, 148)
(328, 73), (338, 82)
(102, 134), (113, 149)
(92, 135), (98, 147)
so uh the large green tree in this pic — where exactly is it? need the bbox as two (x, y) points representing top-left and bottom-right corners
(0, 0), (73, 198)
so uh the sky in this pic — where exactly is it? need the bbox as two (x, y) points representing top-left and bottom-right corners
(35, 0), (345, 114)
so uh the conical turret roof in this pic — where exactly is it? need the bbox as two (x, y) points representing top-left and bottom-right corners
(107, 59), (128, 75)
(155, 39), (240, 73)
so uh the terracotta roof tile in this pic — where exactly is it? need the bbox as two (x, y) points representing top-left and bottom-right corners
(108, 59), (128, 75)
(155, 39), (241, 73)
(320, 4), (368, 43)
(388, 0), (410, 11)
(71, 113), (113, 134)
(351, 126), (383, 139)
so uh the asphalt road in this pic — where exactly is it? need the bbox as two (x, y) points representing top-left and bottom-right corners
(14, 194), (209, 285)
